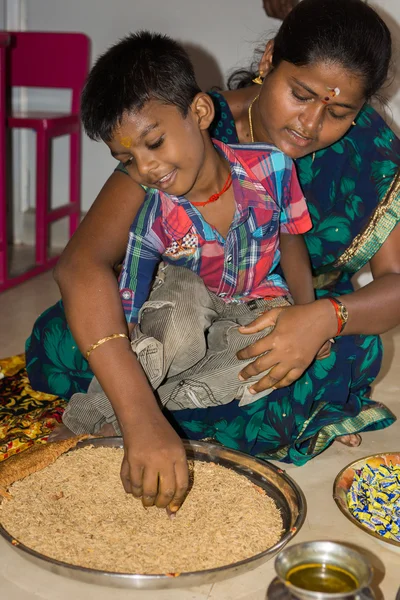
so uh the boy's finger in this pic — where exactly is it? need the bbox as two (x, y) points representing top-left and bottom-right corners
(155, 467), (176, 509)
(120, 458), (132, 494)
(168, 460), (189, 513)
(126, 462), (144, 497)
(142, 467), (159, 507)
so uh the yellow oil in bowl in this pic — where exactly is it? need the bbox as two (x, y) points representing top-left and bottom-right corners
(286, 563), (358, 593)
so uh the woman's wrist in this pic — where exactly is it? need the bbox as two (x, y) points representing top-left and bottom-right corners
(314, 298), (342, 340)
(326, 297), (349, 336)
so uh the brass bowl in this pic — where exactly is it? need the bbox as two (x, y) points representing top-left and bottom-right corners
(0, 438), (307, 589)
(275, 540), (373, 600)
(333, 452), (400, 554)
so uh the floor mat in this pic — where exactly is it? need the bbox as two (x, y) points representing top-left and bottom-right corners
(0, 354), (66, 461)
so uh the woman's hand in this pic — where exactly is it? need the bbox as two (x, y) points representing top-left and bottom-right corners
(120, 409), (189, 514)
(316, 340), (332, 360)
(237, 300), (336, 393)
(262, 0), (298, 20)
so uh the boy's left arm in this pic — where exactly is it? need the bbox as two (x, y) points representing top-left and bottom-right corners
(279, 232), (314, 305)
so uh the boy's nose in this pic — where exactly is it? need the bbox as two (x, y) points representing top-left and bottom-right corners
(136, 153), (158, 179)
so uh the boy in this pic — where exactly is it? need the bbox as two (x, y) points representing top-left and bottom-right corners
(59, 30), (318, 488)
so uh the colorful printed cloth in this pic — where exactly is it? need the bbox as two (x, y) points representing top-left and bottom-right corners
(119, 139), (311, 322)
(24, 92), (399, 465)
(0, 354), (66, 461)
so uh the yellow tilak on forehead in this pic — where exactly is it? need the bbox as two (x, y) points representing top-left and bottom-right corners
(120, 136), (132, 149)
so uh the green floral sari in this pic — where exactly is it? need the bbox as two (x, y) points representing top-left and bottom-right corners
(25, 94), (399, 465)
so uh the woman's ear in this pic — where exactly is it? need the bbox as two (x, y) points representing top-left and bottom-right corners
(191, 93), (215, 130)
(259, 40), (274, 76)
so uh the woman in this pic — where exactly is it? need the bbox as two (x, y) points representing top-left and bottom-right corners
(263, 0), (298, 20)
(26, 0), (399, 510)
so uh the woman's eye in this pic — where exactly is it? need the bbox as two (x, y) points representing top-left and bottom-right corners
(291, 89), (311, 102)
(123, 157), (134, 168)
(328, 111), (348, 121)
(147, 137), (164, 150)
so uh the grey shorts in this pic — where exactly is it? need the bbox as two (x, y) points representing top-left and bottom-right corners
(62, 265), (291, 435)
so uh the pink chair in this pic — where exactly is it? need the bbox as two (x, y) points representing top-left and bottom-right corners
(0, 31), (90, 293)
(0, 33), (10, 289)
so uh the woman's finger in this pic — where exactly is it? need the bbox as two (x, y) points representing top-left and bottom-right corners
(271, 368), (305, 390)
(236, 335), (274, 360)
(249, 367), (305, 394)
(263, 0), (296, 19)
(237, 336), (274, 362)
(316, 341), (332, 360)
(238, 307), (285, 334)
(239, 353), (277, 380)
(247, 364), (290, 393)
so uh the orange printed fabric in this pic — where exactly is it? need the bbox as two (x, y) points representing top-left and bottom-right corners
(0, 354), (66, 461)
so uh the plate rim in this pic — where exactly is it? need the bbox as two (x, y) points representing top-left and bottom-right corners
(332, 451), (400, 550)
(0, 437), (307, 588)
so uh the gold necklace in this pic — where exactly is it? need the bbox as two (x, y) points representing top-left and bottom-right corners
(248, 94), (259, 143)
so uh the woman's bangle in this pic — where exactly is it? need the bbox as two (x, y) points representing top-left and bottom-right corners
(327, 298), (349, 337)
(85, 333), (129, 361)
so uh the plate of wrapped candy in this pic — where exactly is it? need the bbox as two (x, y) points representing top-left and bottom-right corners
(333, 453), (400, 553)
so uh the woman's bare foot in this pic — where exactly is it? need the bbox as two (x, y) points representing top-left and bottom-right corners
(335, 433), (362, 447)
(48, 422), (117, 443)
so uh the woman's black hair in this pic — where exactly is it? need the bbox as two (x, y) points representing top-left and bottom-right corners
(81, 30), (201, 141)
(228, 0), (391, 100)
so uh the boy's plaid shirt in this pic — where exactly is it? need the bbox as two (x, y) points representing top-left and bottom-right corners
(119, 140), (312, 323)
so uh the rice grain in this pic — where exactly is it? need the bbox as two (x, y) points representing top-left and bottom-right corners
(0, 446), (283, 574)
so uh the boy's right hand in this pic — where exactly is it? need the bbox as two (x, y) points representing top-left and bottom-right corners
(120, 410), (189, 513)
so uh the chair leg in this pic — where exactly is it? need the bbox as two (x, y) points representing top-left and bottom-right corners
(0, 137), (7, 283)
(35, 131), (50, 266)
(69, 127), (81, 236)
(0, 41), (7, 284)
(0, 190), (7, 285)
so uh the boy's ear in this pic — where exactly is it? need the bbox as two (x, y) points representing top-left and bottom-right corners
(191, 93), (215, 130)
(259, 40), (274, 76)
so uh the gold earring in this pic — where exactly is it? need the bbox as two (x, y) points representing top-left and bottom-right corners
(352, 121), (357, 126)
(252, 72), (264, 85)
(312, 152), (316, 164)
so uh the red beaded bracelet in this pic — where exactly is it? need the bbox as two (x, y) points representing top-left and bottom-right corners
(327, 297), (349, 337)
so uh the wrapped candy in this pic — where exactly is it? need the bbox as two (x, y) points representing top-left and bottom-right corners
(347, 463), (400, 543)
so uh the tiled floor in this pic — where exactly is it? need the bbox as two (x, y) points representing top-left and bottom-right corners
(0, 271), (399, 600)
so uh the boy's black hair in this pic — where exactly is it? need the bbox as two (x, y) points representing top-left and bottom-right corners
(229, 0), (391, 101)
(81, 30), (201, 141)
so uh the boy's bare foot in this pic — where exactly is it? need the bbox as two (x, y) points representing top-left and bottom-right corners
(335, 433), (362, 447)
(48, 422), (117, 443)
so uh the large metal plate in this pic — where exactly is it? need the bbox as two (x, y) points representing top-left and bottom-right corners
(0, 438), (306, 589)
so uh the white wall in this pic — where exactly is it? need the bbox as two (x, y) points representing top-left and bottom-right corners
(15, 0), (400, 217)
(23, 0), (280, 212)
(371, 0), (400, 136)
